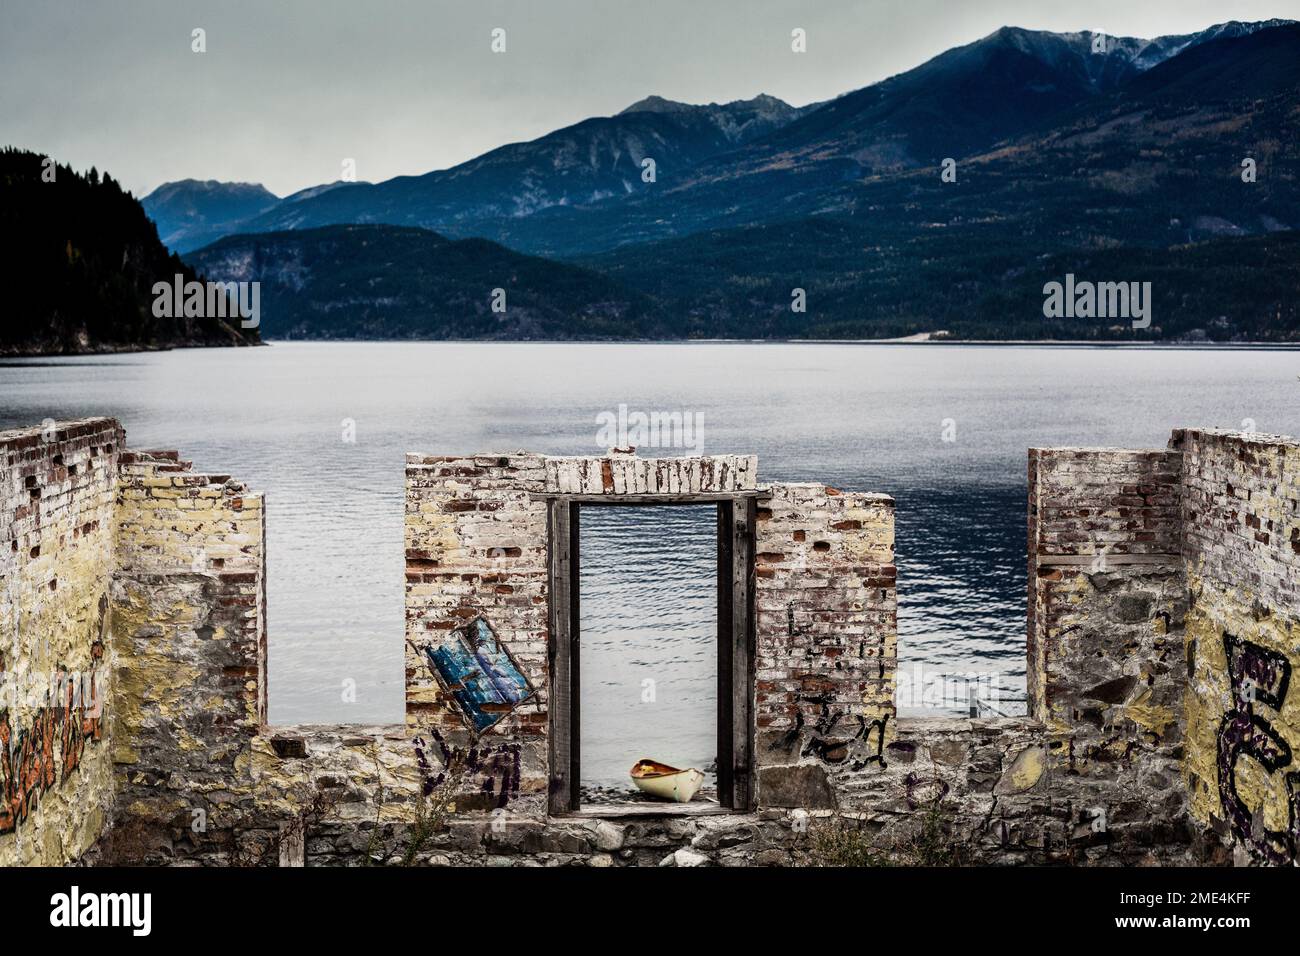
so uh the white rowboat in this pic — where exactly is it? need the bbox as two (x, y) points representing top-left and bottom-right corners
(630, 758), (705, 803)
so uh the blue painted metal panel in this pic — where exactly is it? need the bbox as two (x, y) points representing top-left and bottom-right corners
(422, 616), (534, 732)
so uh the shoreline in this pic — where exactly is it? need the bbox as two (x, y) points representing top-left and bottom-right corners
(4, 337), (1300, 358)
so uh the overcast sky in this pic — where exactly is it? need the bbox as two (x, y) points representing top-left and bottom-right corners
(1, 0), (1294, 197)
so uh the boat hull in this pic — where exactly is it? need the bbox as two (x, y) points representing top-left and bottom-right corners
(631, 767), (705, 803)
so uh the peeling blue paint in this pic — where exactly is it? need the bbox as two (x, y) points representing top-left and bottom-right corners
(422, 616), (533, 732)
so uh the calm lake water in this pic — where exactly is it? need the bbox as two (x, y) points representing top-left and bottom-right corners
(2, 342), (1295, 787)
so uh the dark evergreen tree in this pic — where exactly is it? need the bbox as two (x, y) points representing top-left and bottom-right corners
(0, 148), (262, 355)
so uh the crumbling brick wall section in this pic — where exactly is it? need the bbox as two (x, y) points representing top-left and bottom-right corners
(1026, 446), (1194, 860)
(754, 484), (896, 809)
(404, 452), (550, 812)
(106, 448), (266, 861)
(0, 419), (120, 865)
(1175, 429), (1300, 865)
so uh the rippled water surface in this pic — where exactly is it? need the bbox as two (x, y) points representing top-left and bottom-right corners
(580, 505), (717, 789)
(2, 342), (1296, 784)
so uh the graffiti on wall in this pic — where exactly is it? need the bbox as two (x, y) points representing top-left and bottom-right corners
(1215, 632), (1300, 864)
(0, 644), (106, 835)
(414, 727), (521, 810)
(793, 703), (890, 769)
(416, 616), (534, 732)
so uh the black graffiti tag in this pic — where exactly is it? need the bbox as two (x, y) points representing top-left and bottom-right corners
(1215, 632), (1300, 864)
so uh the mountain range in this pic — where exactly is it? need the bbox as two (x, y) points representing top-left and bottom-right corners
(77, 19), (1300, 343)
(142, 178), (359, 254)
(145, 93), (810, 254)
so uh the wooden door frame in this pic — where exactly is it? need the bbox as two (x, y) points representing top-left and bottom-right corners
(544, 493), (757, 815)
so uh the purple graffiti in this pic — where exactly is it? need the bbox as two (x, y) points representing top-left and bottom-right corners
(414, 727), (521, 810)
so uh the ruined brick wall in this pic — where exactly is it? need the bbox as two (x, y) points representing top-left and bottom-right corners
(14, 418), (1294, 867)
(1026, 432), (1300, 865)
(754, 484), (896, 809)
(404, 452), (550, 812)
(1025, 446), (1194, 860)
(106, 448), (266, 859)
(1176, 429), (1300, 865)
(1027, 447), (1185, 717)
(401, 451), (761, 817)
(0, 419), (120, 865)
(95, 439), (1229, 867)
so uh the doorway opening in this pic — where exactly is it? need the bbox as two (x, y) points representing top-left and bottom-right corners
(578, 505), (717, 806)
(544, 493), (756, 816)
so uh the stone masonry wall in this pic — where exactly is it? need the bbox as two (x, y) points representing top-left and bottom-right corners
(105, 448), (266, 862)
(1024, 446), (1198, 862)
(1176, 428), (1300, 865)
(95, 439), (1261, 866)
(0, 418), (120, 866)
(8, 418), (1296, 866)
